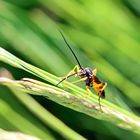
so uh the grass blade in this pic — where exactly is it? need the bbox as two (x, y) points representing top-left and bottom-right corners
(1, 47), (140, 136)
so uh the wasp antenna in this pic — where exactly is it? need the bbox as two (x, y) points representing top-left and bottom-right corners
(59, 30), (83, 69)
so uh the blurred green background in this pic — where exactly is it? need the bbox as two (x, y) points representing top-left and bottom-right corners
(0, 0), (140, 140)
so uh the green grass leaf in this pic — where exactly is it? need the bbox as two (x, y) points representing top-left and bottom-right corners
(1, 47), (140, 136)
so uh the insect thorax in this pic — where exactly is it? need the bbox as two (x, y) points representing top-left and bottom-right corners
(79, 67), (93, 87)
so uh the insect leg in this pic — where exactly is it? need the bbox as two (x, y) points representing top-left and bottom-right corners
(92, 68), (97, 76)
(63, 77), (87, 88)
(56, 65), (80, 86)
(67, 65), (81, 77)
(98, 95), (102, 111)
(86, 86), (93, 97)
(86, 86), (103, 111)
(56, 73), (77, 86)
(71, 77), (87, 84)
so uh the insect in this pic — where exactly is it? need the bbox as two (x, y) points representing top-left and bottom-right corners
(56, 31), (107, 110)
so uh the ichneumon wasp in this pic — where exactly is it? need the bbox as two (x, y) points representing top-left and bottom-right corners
(56, 31), (107, 110)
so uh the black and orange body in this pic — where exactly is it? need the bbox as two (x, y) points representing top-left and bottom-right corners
(76, 67), (107, 99)
(57, 30), (107, 109)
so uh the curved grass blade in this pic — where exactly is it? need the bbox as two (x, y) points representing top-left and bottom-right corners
(1, 47), (140, 136)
